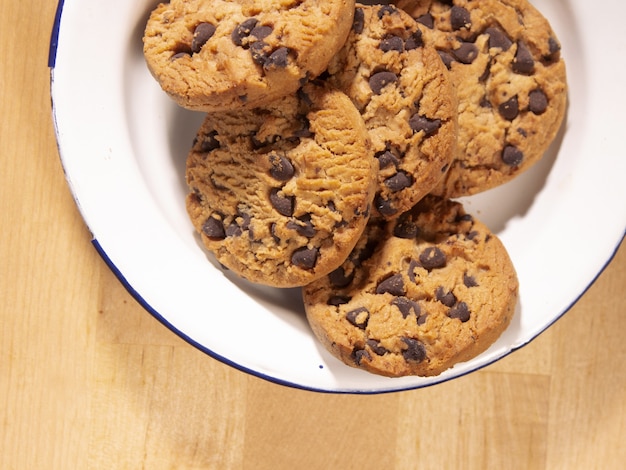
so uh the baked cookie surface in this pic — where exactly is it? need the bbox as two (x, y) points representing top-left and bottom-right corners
(143, 0), (355, 111)
(394, 0), (567, 197)
(186, 81), (376, 288)
(326, 4), (457, 219)
(303, 196), (518, 377)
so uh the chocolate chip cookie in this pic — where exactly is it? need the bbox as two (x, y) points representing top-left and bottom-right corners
(303, 196), (518, 377)
(143, 0), (356, 111)
(394, 0), (567, 197)
(186, 81), (377, 288)
(326, 4), (457, 219)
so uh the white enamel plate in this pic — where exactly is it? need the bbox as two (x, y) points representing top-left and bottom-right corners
(50, 0), (626, 393)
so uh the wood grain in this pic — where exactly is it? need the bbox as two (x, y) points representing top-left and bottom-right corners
(1, 1), (625, 468)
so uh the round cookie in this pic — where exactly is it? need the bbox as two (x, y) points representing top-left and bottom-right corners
(303, 196), (518, 377)
(326, 4), (457, 219)
(186, 81), (377, 288)
(143, 0), (356, 112)
(394, 0), (567, 197)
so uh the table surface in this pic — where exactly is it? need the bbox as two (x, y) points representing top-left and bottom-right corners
(2, 1), (625, 468)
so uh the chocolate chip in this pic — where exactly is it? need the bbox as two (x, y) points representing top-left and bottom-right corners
(369, 71), (398, 95)
(453, 42), (478, 64)
(197, 130), (220, 152)
(436, 286), (456, 307)
(240, 213), (252, 231)
(392, 297), (421, 318)
(250, 41), (270, 65)
(269, 188), (294, 216)
(171, 51), (191, 61)
(376, 273), (405, 296)
(548, 37), (561, 56)
(191, 23), (216, 53)
(376, 150), (400, 169)
(409, 114), (442, 136)
(251, 25), (272, 40)
(401, 337), (426, 362)
(366, 339), (388, 356)
(463, 273), (479, 287)
(291, 247), (318, 270)
(419, 247), (446, 270)
(393, 216), (418, 239)
(226, 220), (242, 237)
(346, 307), (369, 329)
(328, 295), (351, 306)
(355, 204), (370, 218)
(286, 214), (316, 238)
(417, 314), (428, 326)
(269, 222), (280, 243)
(407, 259), (420, 283)
(377, 5), (398, 19)
(512, 41), (534, 74)
(353, 8), (365, 34)
(543, 37), (561, 63)
(438, 50), (455, 69)
(485, 27), (512, 51)
(405, 30), (423, 50)
(329, 266), (354, 288)
(335, 218), (349, 230)
(450, 6), (471, 30)
(466, 230), (480, 240)
(478, 60), (492, 82)
(448, 301), (471, 322)
(498, 95), (519, 121)
(269, 154), (295, 181)
(501, 145), (523, 166)
(384, 171), (413, 192)
(380, 35), (404, 53)
(232, 18), (258, 47)
(264, 47), (289, 70)
(456, 213), (474, 223)
(374, 194), (397, 217)
(202, 217), (225, 240)
(353, 348), (371, 365)
(529, 89), (548, 114)
(251, 131), (279, 149)
(416, 13), (434, 29)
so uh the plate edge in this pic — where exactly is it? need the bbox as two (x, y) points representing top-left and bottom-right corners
(48, 0), (66, 68)
(89, 239), (362, 395)
(47, 0), (626, 394)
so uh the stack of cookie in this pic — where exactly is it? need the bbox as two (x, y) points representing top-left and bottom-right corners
(143, 0), (567, 377)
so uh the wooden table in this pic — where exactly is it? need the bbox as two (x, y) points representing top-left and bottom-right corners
(2, 1), (625, 468)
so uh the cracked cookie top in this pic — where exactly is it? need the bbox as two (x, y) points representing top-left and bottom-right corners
(326, 4), (457, 219)
(143, 0), (356, 111)
(394, 0), (567, 197)
(303, 196), (518, 377)
(185, 81), (377, 287)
